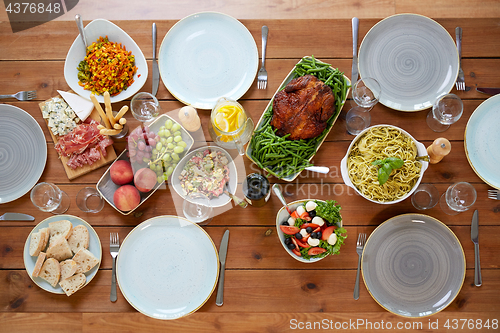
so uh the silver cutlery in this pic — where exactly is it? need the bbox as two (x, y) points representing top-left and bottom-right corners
(351, 17), (359, 83)
(224, 182), (248, 208)
(0, 90), (37, 101)
(488, 189), (500, 200)
(354, 232), (367, 300)
(455, 27), (465, 91)
(216, 229), (230, 306)
(110, 232), (120, 302)
(151, 23), (159, 96)
(477, 87), (500, 95)
(471, 210), (482, 287)
(304, 166), (329, 174)
(75, 14), (88, 50)
(272, 184), (292, 215)
(257, 25), (269, 89)
(0, 213), (35, 221)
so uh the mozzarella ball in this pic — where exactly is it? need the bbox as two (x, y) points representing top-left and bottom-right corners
(327, 233), (338, 245)
(305, 201), (317, 212)
(296, 205), (306, 216)
(312, 216), (325, 226)
(307, 237), (320, 246)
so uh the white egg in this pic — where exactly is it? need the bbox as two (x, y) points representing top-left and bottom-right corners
(312, 216), (325, 226)
(305, 201), (317, 212)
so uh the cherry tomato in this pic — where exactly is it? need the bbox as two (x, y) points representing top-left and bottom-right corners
(307, 247), (327, 256)
(321, 226), (337, 241)
(280, 225), (300, 235)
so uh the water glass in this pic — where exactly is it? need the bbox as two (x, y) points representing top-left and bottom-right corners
(426, 93), (463, 132)
(439, 182), (477, 215)
(411, 184), (439, 210)
(346, 106), (371, 135)
(183, 192), (213, 226)
(30, 182), (70, 215)
(130, 92), (160, 122)
(352, 77), (381, 110)
(76, 187), (104, 213)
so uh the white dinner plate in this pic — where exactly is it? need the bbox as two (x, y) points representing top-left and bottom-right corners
(116, 216), (219, 320)
(0, 104), (46, 203)
(362, 214), (465, 318)
(158, 12), (259, 109)
(171, 145), (238, 208)
(358, 14), (459, 111)
(63, 19), (148, 103)
(23, 215), (102, 294)
(465, 94), (500, 189)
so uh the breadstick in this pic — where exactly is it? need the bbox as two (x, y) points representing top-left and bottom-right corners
(114, 105), (129, 122)
(90, 94), (111, 129)
(99, 128), (122, 136)
(103, 91), (116, 127)
(113, 123), (123, 130)
(97, 124), (105, 130)
(119, 118), (127, 125)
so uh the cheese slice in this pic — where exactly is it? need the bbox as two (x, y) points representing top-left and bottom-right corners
(57, 90), (94, 121)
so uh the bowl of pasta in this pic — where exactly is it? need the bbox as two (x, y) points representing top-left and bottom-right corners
(340, 125), (429, 204)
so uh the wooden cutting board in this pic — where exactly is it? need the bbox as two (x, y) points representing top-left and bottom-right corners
(39, 94), (117, 180)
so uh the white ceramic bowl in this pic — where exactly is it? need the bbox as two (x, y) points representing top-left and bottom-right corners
(64, 19), (148, 103)
(340, 124), (429, 204)
(275, 199), (342, 264)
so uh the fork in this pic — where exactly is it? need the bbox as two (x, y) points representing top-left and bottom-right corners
(110, 232), (120, 302)
(257, 25), (269, 89)
(455, 27), (465, 91)
(488, 189), (500, 200)
(354, 233), (367, 300)
(0, 90), (37, 101)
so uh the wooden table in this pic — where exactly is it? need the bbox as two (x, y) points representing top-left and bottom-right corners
(1, 18), (500, 332)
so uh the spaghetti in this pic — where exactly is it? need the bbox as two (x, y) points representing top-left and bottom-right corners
(347, 126), (422, 202)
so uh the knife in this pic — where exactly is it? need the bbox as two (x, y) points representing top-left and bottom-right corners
(216, 229), (230, 306)
(151, 23), (159, 96)
(471, 209), (482, 287)
(351, 17), (359, 83)
(476, 87), (500, 95)
(0, 213), (35, 221)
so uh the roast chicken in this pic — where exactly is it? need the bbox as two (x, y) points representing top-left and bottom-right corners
(271, 74), (335, 140)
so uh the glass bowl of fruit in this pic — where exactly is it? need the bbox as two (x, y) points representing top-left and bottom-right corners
(276, 199), (347, 263)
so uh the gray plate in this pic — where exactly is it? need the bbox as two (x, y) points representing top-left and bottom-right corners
(362, 214), (465, 318)
(0, 104), (47, 203)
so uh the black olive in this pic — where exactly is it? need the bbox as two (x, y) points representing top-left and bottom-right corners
(308, 210), (316, 218)
(311, 232), (317, 239)
(316, 232), (322, 239)
(285, 237), (292, 245)
(287, 243), (296, 250)
(295, 232), (303, 240)
(306, 227), (313, 233)
(282, 221), (289, 226)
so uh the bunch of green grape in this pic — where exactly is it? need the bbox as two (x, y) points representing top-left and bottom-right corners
(128, 118), (188, 184)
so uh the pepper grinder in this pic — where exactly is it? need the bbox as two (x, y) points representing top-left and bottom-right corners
(427, 138), (451, 164)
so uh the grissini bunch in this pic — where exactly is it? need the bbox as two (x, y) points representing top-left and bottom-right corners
(90, 91), (128, 136)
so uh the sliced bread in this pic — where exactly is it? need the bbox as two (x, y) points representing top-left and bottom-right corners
(39, 257), (61, 287)
(48, 220), (73, 244)
(32, 252), (47, 278)
(46, 237), (73, 261)
(40, 227), (50, 252)
(67, 225), (89, 254)
(73, 248), (99, 273)
(60, 259), (77, 280)
(29, 230), (44, 256)
(59, 273), (86, 296)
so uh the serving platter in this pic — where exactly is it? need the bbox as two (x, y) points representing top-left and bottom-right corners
(116, 215), (219, 320)
(158, 12), (259, 109)
(23, 215), (102, 294)
(358, 14), (459, 111)
(465, 94), (500, 189)
(246, 56), (350, 181)
(38, 93), (117, 180)
(63, 19), (148, 103)
(0, 104), (46, 203)
(362, 214), (465, 318)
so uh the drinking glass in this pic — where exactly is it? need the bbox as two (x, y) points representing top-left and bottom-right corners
(76, 187), (104, 213)
(411, 184), (439, 210)
(130, 92), (160, 122)
(439, 182), (477, 215)
(30, 182), (70, 215)
(352, 77), (381, 110)
(345, 106), (371, 135)
(426, 93), (463, 132)
(183, 192), (213, 226)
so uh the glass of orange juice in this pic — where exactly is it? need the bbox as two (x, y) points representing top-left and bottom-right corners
(209, 97), (254, 155)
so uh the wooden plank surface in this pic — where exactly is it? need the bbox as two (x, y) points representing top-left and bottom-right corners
(1, 15), (500, 333)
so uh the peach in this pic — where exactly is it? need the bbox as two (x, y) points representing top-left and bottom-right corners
(134, 167), (157, 193)
(113, 185), (141, 212)
(110, 160), (134, 185)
